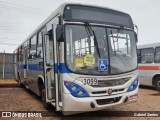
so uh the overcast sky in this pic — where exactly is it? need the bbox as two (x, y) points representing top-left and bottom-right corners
(0, 0), (160, 53)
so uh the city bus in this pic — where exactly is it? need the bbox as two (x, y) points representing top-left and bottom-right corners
(13, 3), (139, 115)
(137, 43), (160, 91)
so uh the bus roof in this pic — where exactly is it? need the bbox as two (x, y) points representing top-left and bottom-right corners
(137, 43), (160, 49)
(14, 3), (133, 52)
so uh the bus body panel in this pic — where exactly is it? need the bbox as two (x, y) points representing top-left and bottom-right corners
(138, 43), (160, 88)
(62, 86), (138, 115)
(61, 70), (138, 114)
(13, 3), (138, 115)
(138, 64), (160, 86)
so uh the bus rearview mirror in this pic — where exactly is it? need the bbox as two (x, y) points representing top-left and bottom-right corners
(56, 25), (63, 42)
(134, 32), (138, 43)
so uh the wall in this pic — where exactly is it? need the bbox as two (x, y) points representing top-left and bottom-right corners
(0, 53), (14, 79)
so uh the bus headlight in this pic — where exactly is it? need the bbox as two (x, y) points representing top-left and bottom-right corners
(64, 81), (89, 97)
(127, 78), (139, 92)
(72, 86), (76, 91)
(78, 91), (83, 96)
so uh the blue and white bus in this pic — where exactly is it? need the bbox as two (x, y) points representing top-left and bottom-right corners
(13, 3), (139, 115)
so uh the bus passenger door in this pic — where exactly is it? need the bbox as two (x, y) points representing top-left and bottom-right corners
(44, 26), (60, 111)
(43, 29), (57, 108)
(19, 46), (26, 83)
(52, 24), (61, 111)
(23, 46), (27, 79)
(43, 24), (61, 111)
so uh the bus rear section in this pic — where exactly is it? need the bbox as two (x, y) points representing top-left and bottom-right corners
(137, 44), (160, 91)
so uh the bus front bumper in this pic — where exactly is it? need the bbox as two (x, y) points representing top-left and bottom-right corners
(62, 87), (138, 115)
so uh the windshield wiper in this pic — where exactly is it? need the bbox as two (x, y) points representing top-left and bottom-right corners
(110, 27), (123, 55)
(116, 27), (123, 41)
(84, 21), (101, 58)
(110, 30), (118, 55)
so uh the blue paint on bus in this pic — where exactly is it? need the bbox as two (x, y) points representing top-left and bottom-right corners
(19, 63), (71, 73)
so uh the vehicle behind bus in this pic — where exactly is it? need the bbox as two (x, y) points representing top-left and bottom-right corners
(137, 43), (160, 91)
(13, 3), (139, 115)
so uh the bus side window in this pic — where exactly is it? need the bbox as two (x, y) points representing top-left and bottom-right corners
(37, 32), (43, 59)
(48, 30), (54, 65)
(155, 47), (160, 63)
(29, 35), (37, 60)
(137, 49), (141, 63)
(141, 48), (154, 63)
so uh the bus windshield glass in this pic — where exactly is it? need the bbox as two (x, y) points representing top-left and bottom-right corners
(65, 24), (137, 75)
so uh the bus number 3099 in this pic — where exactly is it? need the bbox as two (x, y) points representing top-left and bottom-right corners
(82, 78), (98, 86)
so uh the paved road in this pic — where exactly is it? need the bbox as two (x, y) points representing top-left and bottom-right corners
(0, 86), (159, 120)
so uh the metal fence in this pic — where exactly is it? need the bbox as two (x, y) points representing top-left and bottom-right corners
(0, 52), (14, 79)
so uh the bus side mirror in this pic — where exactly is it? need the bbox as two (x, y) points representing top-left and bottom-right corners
(134, 32), (138, 43)
(134, 24), (138, 43)
(56, 25), (63, 42)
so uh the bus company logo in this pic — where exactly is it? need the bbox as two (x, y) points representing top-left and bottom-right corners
(107, 88), (113, 95)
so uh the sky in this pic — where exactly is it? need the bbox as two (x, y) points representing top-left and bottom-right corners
(0, 0), (160, 53)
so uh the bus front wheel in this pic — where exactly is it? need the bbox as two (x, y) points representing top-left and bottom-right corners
(154, 77), (160, 91)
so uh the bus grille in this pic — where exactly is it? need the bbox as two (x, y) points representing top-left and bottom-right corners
(92, 88), (124, 95)
(96, 96), (122, 105)
(91, 77), (131, 87)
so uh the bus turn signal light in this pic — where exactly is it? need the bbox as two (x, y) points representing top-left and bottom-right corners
(65, 82), (71, 86)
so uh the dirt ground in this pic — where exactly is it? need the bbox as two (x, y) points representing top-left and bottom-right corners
(0, 86), (159, 120)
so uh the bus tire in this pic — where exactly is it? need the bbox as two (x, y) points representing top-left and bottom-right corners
(17, 73), (23, 87)
(41, 87), (51, 109)
(153, 77), (160, 91)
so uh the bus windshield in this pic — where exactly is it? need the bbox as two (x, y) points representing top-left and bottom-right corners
(65, 24), (137, 75)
